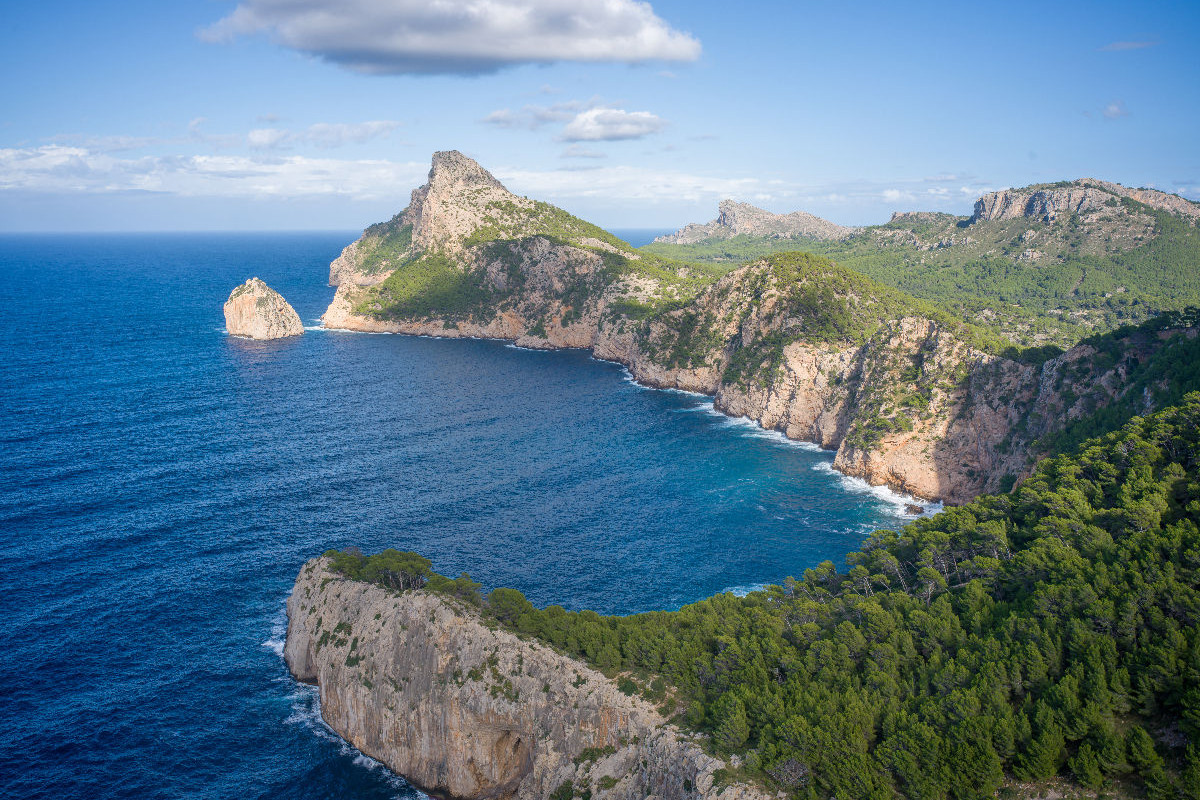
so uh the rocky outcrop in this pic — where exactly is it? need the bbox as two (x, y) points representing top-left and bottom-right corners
(971, 177), (1200, 225)
(329, 151), (543, 287)
(654, 200), (856, 244)
(223, 278), (303, 339)
(285, 558), (769, 800)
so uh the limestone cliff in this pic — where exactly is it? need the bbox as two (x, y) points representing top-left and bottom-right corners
(971, 177), (1200, 224)
(653, 200), (856, 244)
(320, 153), (1200, 504)
(223, 278), (303, 340)
(285, 558), (769, 800)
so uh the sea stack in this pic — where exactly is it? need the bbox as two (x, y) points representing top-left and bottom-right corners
(223, 278), (304, 340)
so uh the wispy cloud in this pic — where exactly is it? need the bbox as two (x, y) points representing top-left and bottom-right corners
(1102, 101), (1130, 120)
(1099, 40), (1158, 51)
(0, 144), (1015, 223)
(560, 109), (666, 142)
(560, 145), (606, 160)
(481, 102), (586, 131)
(0, 145), (427, 200)
(201, 0), (701, 75)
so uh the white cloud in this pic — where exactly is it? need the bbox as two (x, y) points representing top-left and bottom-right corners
(881, 188), (916, 204)
(201, 0), (701, 75)
(498, 164), (762, 202)
(561, 108), (666, 141)
(247, 128), (291, 149)
(482, 102), (583, 130)
(0, 145), (427, 201)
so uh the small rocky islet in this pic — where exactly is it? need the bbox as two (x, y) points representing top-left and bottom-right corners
(223, 277), (304, 340)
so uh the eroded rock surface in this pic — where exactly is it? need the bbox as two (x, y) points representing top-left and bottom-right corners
(223, 278), (303, 340)
(285, 558), (769, 800)
(654, 199), (856, 244)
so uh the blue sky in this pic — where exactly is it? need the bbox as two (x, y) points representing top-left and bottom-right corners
(2, 0), (1197, 231)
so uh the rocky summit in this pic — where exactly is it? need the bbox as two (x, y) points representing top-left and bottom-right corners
(653, 199), (856, 244)
(223, 278), (303, 340)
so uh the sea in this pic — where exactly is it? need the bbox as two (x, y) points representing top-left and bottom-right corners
(0, 230), (934, 799)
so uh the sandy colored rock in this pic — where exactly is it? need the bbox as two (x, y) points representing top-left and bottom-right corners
(285, 558), (770, 800)
(654, 199), (856, 244)
(223, 278), (303, 340)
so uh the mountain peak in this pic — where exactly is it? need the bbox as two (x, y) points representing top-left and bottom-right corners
(427, 150), (505, 193)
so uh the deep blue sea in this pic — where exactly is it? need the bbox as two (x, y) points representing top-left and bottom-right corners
(0, 232), (931, 799)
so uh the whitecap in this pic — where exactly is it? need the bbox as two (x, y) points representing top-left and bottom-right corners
(721, 584), (767, 597)
(810, 462), (942, 517)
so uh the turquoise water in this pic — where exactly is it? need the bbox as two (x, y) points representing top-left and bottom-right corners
(0, 233), (927, 799)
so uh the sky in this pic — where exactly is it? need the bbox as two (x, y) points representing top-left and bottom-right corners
(2, 0), (1198, 232)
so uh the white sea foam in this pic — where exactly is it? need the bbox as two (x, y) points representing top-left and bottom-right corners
(809, 461), (943, 517)
(721, 583), (767, 597)
(267, 598), (429, 798)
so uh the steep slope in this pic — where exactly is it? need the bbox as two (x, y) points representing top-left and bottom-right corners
(324, 150), (718, 346)
(320, 157), (1200, 502)
(643, 178), (1200, 347)
(653, 199), (856, 244)
(286, 556), (769, 800)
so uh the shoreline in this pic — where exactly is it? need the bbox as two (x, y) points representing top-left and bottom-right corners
(314, 320), (941, 513)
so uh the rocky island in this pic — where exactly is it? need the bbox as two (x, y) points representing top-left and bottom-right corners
(223, 277), (304, 340)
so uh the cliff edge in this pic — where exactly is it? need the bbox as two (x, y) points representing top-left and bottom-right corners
(285, 558), (770, 800)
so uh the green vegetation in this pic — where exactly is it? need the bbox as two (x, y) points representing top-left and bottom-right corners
(644, 197), (1200, 348)
(655, 252), (1006, 390)
(1035, 308), (1200, 457)
(330, 393), (1200, 798)
(362, 253), (495, 320)
(355, 217), (416, 276)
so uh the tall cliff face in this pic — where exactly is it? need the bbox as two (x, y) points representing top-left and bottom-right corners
(654, 200), (856, 244)
(285, 558), (769, 800)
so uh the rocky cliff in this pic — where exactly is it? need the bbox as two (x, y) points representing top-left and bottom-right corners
(320, 153), (1200, 504)
(285, 558), (769, 800)
(223, 277), (303, 339)
(971, 177), (1200, 224)
(653, 200), (856, 244)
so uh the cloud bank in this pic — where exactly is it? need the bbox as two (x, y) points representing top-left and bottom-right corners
(202, 0), (701, 75)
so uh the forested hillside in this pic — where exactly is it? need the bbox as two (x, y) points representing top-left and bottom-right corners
(328, 393), (1200, 799)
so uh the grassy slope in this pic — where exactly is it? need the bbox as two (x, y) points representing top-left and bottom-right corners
(354, 199), (728, 323)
